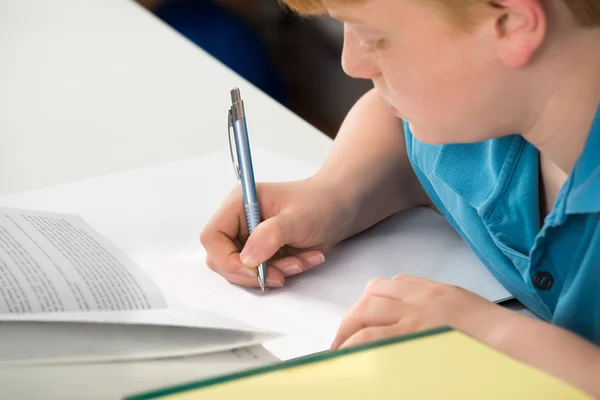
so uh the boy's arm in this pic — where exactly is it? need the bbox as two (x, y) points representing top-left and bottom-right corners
(311, 88), (432, 238)
(484, 311), (600, 398)
(331, 276), (600, 398)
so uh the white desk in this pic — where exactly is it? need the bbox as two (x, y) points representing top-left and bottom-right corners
(0, 1), (333, 398)
(0, 0), (332, 195)
(0, 2), (536, 399)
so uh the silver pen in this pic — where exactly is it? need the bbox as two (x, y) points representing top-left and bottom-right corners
(227, 87), (267, 293)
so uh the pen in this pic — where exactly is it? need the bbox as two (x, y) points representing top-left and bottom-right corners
(227, 87), (267, 293)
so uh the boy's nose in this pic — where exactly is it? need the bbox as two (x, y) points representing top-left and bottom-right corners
(341, 27), (381, 80)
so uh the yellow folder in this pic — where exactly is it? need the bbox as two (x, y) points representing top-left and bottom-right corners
(125, 327), (590, 399)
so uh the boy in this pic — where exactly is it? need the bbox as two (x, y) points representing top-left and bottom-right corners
(200, 0), (600, 395)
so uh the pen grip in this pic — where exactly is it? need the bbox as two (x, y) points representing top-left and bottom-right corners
(244, 202), (262, 234)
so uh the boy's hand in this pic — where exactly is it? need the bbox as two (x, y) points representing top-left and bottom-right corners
(332, 275), (600, 397)
(331, 274), (510, 349)
(200, 179), (354, 289)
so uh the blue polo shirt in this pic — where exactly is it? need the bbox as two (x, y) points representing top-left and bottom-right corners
(403, 104), (600, 345)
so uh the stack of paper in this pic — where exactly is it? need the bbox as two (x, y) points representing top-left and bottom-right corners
(0, 146), (514, 400)
(0, 146), (512, 362)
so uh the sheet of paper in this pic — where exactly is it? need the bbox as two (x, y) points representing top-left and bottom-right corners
(0, 207), (278, 363)
(0, 146), (511, 361)
(0, 317), (277, 365)
(305, 207), (513, 306)
(145, 209), (512, 360)
(0, 147), (318, 271)
(0, 345), (278, 400)
(1, 308), (273, 335)
(0, 207), (166, 313)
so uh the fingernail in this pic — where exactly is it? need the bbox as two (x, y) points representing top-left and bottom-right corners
(307, 253), (325, 267)
(236, 267), (257, 277)
(240, 246), (261, 267)
(267, 279), (283, 288)
(281, 264), (303, 276)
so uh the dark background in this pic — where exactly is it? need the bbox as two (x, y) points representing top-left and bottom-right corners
(136, 0), (373, 139)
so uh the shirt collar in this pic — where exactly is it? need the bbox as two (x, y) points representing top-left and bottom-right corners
(565, 101), (600, 215)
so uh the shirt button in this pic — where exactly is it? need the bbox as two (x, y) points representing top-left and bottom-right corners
(533, 272), (553, 290)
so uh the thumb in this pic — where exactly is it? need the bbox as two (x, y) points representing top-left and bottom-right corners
(240, 213), (295, 268)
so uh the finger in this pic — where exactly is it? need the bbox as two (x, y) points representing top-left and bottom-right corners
(203, 231), (252, 277)
(239, 212), (297, 268)
(200, 191), (248, 276)
(391, 274), (453, 302)
(364, 276), (425, 300)
(270, 250), (326, 277)
(338, 324), (404, 349)
(205, 254), (256, 279)
(220, 266), (286, 289)
(331, 296), (405, 350)
(392, 274), (432, 285)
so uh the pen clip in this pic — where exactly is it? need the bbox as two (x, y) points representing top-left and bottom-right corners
(228, 109), (241, 180)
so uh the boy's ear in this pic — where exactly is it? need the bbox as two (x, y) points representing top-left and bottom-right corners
(487, 0), (547, 68)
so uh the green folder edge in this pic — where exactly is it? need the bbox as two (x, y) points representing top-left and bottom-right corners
(124, 326), (453, 400)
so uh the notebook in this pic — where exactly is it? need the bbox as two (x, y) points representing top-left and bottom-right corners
(124, 326), (590, 400)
